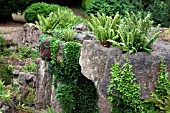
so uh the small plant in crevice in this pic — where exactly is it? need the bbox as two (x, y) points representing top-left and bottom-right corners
(108, 58), (156, 113)
(145, 58), (170, 112)
(23, 86), (35, 107)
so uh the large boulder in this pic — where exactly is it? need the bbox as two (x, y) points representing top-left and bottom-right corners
(79, 40), (170, 112)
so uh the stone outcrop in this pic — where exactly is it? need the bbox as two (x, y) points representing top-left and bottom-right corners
(19, 23), (41, 49)
(35, 58), (52, 109)
(79, 40), (122, 97)
(79, 40), (170, 112)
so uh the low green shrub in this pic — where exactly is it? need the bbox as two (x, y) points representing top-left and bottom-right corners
(24, 2), (63, 23)
(12, 46), (39, 59)
(108, 57), (169, 112)
(108, 58), (158, 112)
(82, 0), (92, 10)
(0, 36), (6, 56)
(0, 79), (12, 102)
(0, 56), (13, 85)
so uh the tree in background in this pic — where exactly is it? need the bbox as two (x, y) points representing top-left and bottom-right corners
(0, 0), (38, 21)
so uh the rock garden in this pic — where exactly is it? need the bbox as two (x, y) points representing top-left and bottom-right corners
(0, 0), (170, 113)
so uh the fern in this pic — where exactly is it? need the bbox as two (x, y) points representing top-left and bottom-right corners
(109, 11), (160, 53)
(86, 12), (120, 45)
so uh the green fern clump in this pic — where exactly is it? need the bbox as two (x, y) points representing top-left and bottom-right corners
(36, 9), (83, 34)
(86, 12), (120, 46)
(108, 12), (160, 53)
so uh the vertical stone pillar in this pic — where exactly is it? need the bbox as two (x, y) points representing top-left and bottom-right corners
(35, 58), (52, 109)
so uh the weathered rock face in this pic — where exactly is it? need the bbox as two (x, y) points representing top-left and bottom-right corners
(35, 58), (52, 109)
(79, 40), (170, 112)
(19, 23), (41, 49)
(35, 58), (62, 112)
(152, 39), (170, 78)
(79, 40), (122, 97)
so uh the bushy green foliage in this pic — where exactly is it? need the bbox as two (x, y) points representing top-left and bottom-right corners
(109, 12), (159, 53)
(48, 40), (98, 113)
(85, 0), (141, 17)
(82, 0), (92, 9)
(24, 2), (62, 23)
(86, 12), (120, 46)
(108, 59), (155, 113)
(146, 0), (170, 27)
(108, 57), (170, 112)
(0, 37), (13, 85)
(54, 42), (82, 84)
(145, 58), (170, 112)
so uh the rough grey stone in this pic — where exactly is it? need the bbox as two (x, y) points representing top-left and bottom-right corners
(12, 69), (20, 75)
(73, 23), (88, 32)
(152, 39), (170, 77)
(79, 40), (122, 97)
(18, 72), (35, 87)
(35, 58), (52, 109)
(19, 23), (41, 49)
(74, 32), (96, 43)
